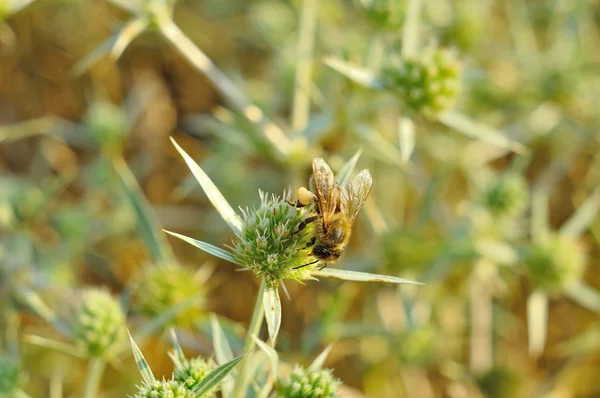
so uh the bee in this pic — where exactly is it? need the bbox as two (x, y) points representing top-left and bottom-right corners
(295, 157), (372, 268)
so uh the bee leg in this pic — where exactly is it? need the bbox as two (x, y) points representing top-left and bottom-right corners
(318, 262), (328, 270)
(294, 259), (319, 269)
(292, 215), (318, 235)
(286, 199), (306, 208)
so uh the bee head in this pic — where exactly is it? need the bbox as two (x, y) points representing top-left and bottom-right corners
(312, 245), (341, 261)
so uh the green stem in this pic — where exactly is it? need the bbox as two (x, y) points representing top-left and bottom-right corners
(291, 0), (318, 132)
(401, 0), (422, 58)
(231, 278), (266, 398)
(82, 357), (106, 398)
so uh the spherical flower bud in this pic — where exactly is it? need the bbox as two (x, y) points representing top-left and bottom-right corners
(0, 355), (20, 395)
(356, 0), (403, 30)
(477, 173), (528, 218)
(476, 366), (521, 398)
(381, 48), (462, 118)
(133, 380), (195, 398)
(173, 355), (217, 396)
(73, 288), (126, 358)
(133, 264), (205, 328)
(523, 233), (585, 293)
(277, 365), (341, 398)
(84, 100), (128, 154)
(397, 326), (437, 366)
(232, 190), (317, 286)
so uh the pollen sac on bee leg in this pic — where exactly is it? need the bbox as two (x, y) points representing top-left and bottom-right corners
(298, 186), (314, 206)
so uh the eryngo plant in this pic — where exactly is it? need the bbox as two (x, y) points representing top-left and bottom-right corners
(129, 331), (243, 398)
(165, 138), (420, 396)
(73, 288), (126, 358)
(231, 190), (317, 286)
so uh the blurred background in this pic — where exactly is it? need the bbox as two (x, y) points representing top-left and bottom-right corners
(1, 0), (600, 397)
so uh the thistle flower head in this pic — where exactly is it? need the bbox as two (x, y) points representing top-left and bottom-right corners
(0, 355), (20, 395)
(524, 233), (586, 293)
(277, 365), (341, 398)
(381, 48), (462, 118)
(84, 100), (128, 154)
(356, 0), (403, 30)
(172, 353), (217, 397)
(133, 380), (195, 398)
(231, 190), (317, 286)
(476, 366), (521, 398)
(133, 264), (205, 328)
(477, 173), (529, 218)
(397, 326), (438, 366)
(73, 288), (126, 358)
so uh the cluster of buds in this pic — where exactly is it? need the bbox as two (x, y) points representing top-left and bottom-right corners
(172, 354), (217, 396)
(523, 233), (585, 293)
(232, 190), (317, 286)
(476, 173), (529, 218)
(73, 288), (126, 358)
(133, 380), (195, 398)
(133, 264), (205, 328)
(277, 365), (341, 398)
(381, 48), (462, 118)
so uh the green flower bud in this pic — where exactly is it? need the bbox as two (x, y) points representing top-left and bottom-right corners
(381, 48), (462, 118)
(0, 356), (20, 395)
(476, 366), (521, 398)
(133, 380), (195, 398)
(73, 288), (126, 358)
(355, 0), (403, 30)
(134, 264), (205, 328)
(84, 100), (128, 154)
(277, 366), (341, 398)
(397, 326), (437, 366)
(232, 190), (317, 286)
(477, 173), (528, 218)
(524, 234), (586, 293)
(173, 355), (217, 396)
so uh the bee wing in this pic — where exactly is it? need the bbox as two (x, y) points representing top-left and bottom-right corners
(312, 157), (340, 225)
(340, 169), (372, 224)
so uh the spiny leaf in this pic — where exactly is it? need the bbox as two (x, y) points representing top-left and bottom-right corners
(308, 345), (332, 371)
(114, 156), (174, 263)
(128, 331), (155, 384)
(438, 110), (527, 154)
(71, 18), (149, 77)
(23, 335), (85, 358)
(311, 269), (423, 285)
(163, 230), (242, 265)
(263, 286), (282, 343)
(211, 314), (235, 365)
(170, 137), (244, 234)
(192, 355), (246, 396)
(323, 57), (383, 89)
(336, 149), (363, 186)
(251, 335), (279, 376)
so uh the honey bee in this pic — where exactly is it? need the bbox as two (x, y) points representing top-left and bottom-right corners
(295, 157), (372, 268)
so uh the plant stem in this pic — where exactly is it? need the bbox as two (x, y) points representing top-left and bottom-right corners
(401, 0), (422, 58)
(291, 0), (318, 132)
(158, 19), (290, 158)
(82, 357), (106, 398)
(231, 278), (266, 398)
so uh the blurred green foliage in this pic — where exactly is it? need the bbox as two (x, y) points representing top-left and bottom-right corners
(0, 0), (600, 397)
